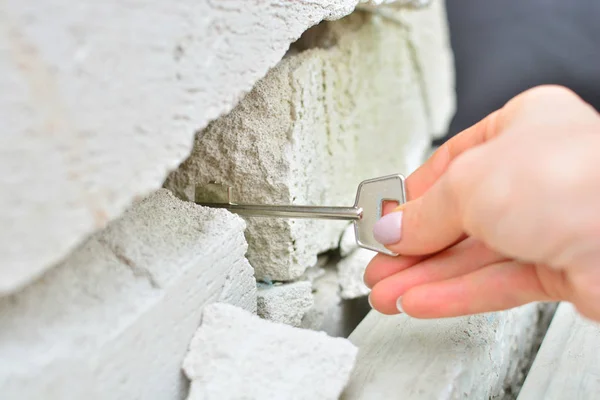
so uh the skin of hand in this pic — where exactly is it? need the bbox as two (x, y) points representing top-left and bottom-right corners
(366, 85), (600, 322)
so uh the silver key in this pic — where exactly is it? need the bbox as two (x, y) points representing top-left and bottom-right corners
(194, 174), (406, 256)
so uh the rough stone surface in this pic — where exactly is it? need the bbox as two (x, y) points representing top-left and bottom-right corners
(0, 0), (360, 295)
(343, 304), (548, 399)
(518, 302), (600, 400)
(165, 4), (454, 280)
(401, 0), (455, 138)
(339, 224), (359, 257)
(0, 189), (256, 399)
(257, 281), (314, 327)
(301, 267), (342, 332)
(183, 303), (358, 400)
(337, 248), (375, 299)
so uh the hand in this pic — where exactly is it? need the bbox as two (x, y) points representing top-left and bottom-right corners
(365, 85), (600, 321)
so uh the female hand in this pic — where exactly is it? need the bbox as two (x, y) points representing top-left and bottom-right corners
(365, 85), (600, 321)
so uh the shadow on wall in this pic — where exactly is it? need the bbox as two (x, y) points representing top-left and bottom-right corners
(437, 0), (600, 145)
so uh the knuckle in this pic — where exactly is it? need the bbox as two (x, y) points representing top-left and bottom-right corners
(521, 84), (580, 104)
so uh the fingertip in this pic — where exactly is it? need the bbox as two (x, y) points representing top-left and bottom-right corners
(363, 253), (422, 289)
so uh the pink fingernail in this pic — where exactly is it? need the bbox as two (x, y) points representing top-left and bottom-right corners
(373, 211), (403, 245)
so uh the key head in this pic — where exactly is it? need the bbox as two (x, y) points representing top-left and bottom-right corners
(353, 174), (406, 256)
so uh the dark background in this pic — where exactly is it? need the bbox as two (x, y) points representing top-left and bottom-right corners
(438, 0), (600, 145)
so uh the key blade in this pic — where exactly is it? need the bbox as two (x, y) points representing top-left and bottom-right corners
(353, 174), (406, 256)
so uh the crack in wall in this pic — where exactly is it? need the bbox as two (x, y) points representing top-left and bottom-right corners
(97, 237), (161, 289)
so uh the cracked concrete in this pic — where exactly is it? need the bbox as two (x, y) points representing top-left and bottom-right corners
(165, 3), (454, 281)
(257, 281), (314, 327)
(0, 0), (361, 295)
(184, 303), (358, 400)
(0, 189), (256, 399)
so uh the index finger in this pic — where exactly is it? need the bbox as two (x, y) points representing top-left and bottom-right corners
(405, 110), (502, 201)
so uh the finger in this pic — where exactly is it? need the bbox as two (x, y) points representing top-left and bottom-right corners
(373, 149), (484, 255)
(404, 109), (502, 201)
(363, 253), (424, 289)
(378, 85), (600, 256)
(373, 109), (505, 255)
(368, 238), (505, 314)
(405, 85), (598, 202)
(400, 261), (558, 318)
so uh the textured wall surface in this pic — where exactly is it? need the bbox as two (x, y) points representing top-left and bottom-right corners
(343, 304), (549, 399)
(518, 302), (600, 400)
(184, 303), (358, 400)
(0, 0), (359, 295)
(165, 1), (455, 281)
(0, 190), (256, 399)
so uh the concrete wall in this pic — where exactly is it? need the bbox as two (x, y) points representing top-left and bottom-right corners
(0, 0), (359, 294)
(164, 2), (454, 281)
(1, 1), (458, 398)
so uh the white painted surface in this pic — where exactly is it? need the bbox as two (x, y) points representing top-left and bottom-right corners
(257, 281), (314, 327)
(183, 303), (358, 400)
(165, 4), (453, 280)
(0, 0), (359, 295)
(518, 302), (600, 400)
(0, 189), (256, 399)
(343, 304), (544, 399)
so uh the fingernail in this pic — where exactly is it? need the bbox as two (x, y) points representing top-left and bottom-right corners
(373, 211), (403, 245)
(368, 294), (374, 308)
(396, 297), (404, 313)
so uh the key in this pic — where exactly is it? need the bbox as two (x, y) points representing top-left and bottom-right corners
(194, 174), (406, 256)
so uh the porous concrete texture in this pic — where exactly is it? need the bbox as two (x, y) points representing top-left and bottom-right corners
(337, 248), (375, 299)
(300, 262), (370, 338)
(301, 266), (342, 332)
(257, 281), (314, 327)
(343, 304), (549, 399)
(0, 189), (256, 399)
(0, 0), (360, 295)
(165, 2), (454, 281)
(400, 0), (455, 138)
(518, 302), (600, 400)
(339, 224), (359, 257)
(183, 303), (358, 400)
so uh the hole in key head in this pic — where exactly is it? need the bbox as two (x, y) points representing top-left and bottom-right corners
(381, 199), (399, 216)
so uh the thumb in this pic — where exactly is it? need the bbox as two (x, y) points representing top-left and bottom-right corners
(372, 112), (502, 255)
(372, 152), (477, 255)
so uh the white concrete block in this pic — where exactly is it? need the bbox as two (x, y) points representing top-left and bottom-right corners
(166, 7), (442, 280)
(343, 304), (547, 399)
(183, 303), (358, 400)
(257, 281), (314, 327)
(0, 0), (359, 295)
(337, 248), (375, 300)
(518, 302), (600, 400)
(0, 189), (256, 399)
(399, 0), (456, 138)
(339, 224), (359, 257)
(301, 267), (342, 332)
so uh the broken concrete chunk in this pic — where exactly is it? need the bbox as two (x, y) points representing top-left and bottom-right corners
(343, 304), (551, 399)
(183, 303), (358, 400)
(257, 281), (314, 327)
(164, 5), (449, 281)
(0, 189), (256, 399)
(0, 0), (359, 296)
(338, 248), (376, 299)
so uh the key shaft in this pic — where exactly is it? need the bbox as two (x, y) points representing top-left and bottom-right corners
(197, 203), (362, 221)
